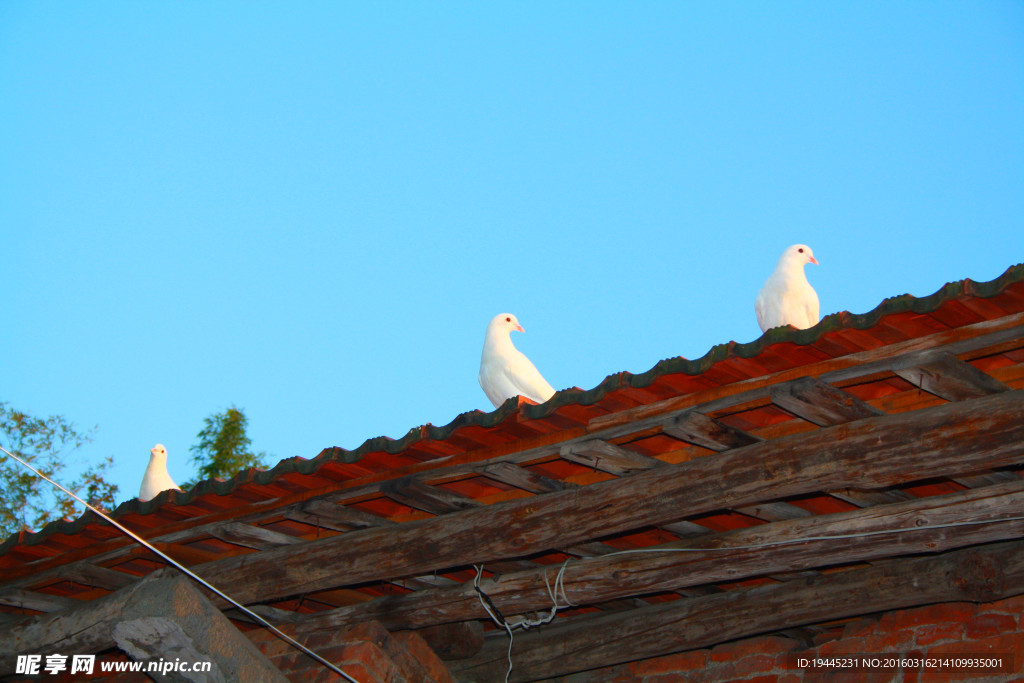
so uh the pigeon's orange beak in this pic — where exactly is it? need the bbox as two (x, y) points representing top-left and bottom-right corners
(515, 324), (525, 333)
(810, 256), (819, 265)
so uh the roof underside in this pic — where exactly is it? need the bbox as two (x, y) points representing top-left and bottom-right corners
(2, 263), (1024, 680)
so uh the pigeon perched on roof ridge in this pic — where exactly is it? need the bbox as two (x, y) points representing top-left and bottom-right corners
(755, 244), (820, 333)
(478, 313), (557, 408)
(139, 443), (181, 502)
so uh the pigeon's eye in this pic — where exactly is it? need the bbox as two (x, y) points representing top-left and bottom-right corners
(505, 317), (511, 322)
(798, 248), (804, 253)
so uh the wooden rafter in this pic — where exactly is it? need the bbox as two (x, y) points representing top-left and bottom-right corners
(283, 478), (1024, 633)
(893, 351), (1011, 401)
(559, 439), (666, 475)
(171, 390), (1024, 607)
(770, 376), (885, 425)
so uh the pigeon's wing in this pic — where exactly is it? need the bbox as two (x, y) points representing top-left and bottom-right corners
(804, 286), (820, 328)
(479, 363), (520, 408)
(502, 353), (556, 404)
(139, 467), (179, 502)
(755, 289), (770, 332)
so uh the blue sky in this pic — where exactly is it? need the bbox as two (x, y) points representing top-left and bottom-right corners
(2, 2), (1022, 510)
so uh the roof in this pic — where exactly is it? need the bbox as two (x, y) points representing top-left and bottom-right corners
(3, 263), (1021, 558)
(2, 263), (1024, 680)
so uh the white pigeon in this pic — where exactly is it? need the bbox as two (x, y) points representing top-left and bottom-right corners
(139, 443), (181, 502)
(478, 313), (557, 408)
(755, 244), (821, 332)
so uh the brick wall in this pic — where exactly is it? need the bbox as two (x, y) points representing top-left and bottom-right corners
(43, 620), (453, 683)
(546, 595), (1024, 683)
(245, 620), (453, 683)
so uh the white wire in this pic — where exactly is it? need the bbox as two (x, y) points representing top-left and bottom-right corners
(474, 559), (575, 683)
(0, 444), (359, 683)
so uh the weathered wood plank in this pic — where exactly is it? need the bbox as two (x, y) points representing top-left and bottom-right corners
(663, 410), (762, 451)
(560, 439), (666, 475)
(449, 540), (1024, 681)
(660, 520), (713, 538)
(954, 470), (1020, 489)
(477, 462), (575, 493)
(286, 478), (1024, 633)
(209, 522), (303, 549)
(280, 511), (349, 532)
(298, 498), (396, 528)
(734, 501), (813, 521)
(183, 391), (1024, 606)
(894, 351), (1011, 401)
(0, 588), (76, 613)
(53, 563), (136, 591)
(562, 542), (620, 558)
(382, 478), (484, 515)
(829, 488), (915, 507)
(770, 376), (885, 426)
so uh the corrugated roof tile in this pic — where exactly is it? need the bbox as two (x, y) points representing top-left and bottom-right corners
(1, 263), (1022, 561)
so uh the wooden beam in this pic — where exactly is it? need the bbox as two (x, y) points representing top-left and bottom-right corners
(659, 520), (712, 538)
(894, 352), (1011, 401)
(477, 462), (576, 493)
(382, 478), (484, 515)
(0, 572), (287, 682)
(770, 376), (885, 426)
(560, 439), (666, 475)
(208, 522), (303, 549)
(954, 470), (1020, 489)
(562, 542), (621, 558)
(297, 499), (396, 528)
(53, 563), (136, 591)
(829, 487), (914, 507)
(663, 410), (761, 451)
(280, 510), (349, 532)
(0, 588), (76, 613)
(449, 539), (1024, 681)
(286, 478), (1024, 633)
(734, 501), (812, 521)
(183, 390), (1024, 606)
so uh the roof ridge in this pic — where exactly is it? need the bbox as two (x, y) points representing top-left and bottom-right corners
(2, 261), (1022, 555)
